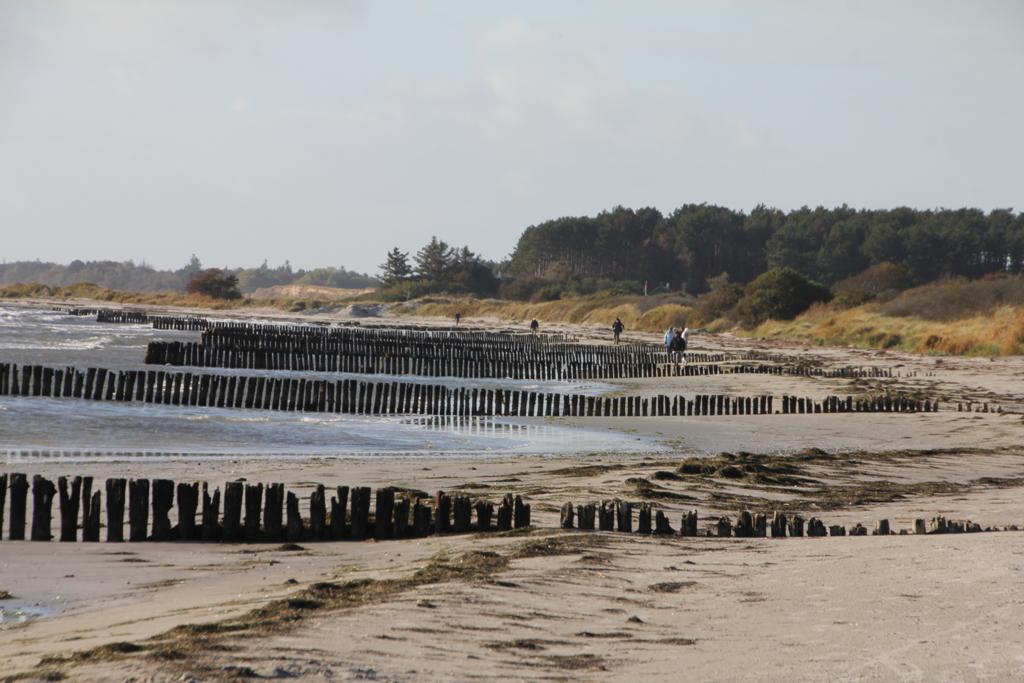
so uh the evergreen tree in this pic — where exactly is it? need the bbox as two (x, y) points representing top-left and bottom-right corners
(379, 248), (413, 285)
(414, 236), (454, 282)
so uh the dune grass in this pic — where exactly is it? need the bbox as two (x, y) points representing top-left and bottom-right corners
(400, 294), (697, 334)
(752, 303), (1024, 356)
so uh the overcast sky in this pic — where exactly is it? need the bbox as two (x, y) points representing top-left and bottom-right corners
(2, 1), (1022, 274)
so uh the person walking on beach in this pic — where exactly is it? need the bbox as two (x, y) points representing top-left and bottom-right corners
(663, 326), (674, 354)
(612, 318), (624, 344)
(669, 328), (686, 367)
(455, 311), (462, 326)
(680, 326), (689, 364)
(530, 319), (539, 336)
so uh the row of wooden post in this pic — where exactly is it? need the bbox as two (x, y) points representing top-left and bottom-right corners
(0, 473), (531, 543)
(0, 363), (940, 418)
(559, 503), (1009, 537)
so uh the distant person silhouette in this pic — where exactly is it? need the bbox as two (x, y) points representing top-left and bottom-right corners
(612, 318), (624, 344)
(530, 319), (539, 335)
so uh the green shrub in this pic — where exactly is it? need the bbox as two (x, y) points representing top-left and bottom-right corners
(832, 262), (910, 307)
(735, 267), (831, 327)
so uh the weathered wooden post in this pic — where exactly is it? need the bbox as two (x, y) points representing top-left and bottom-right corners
(0, 473), (6, 541)
(329, 486), (348, 540)
(9, 473), (28, 540)
(654, 510), (674, 534)
(735, 510), (754, 538)
(201, 484), (221, 541)
(393, 496), (410, 538)
(244, 483), (263, 542)
(222, 481), (243, 542)
(452, 495), (471, 533)
(106, 478), (126, 542)
(680, 510), (698, 537)
(350, 487), (371, 540)
(788, 514), (805, 537)
(496, 494), (513, 531)
(560, 502), (575, 529)
(637, 503), (652, 534)
(58, 476), (82, 542)
(716, 516), (732, 537)
(83, 490), (102, 542)
(474, 500), (493, 531)
(770, 511), (787, 538)
(176, 482), (198, 541)
(129, 478), (149, 542)
(616, 500), (632, 533)
(412, 499), (432, 537)
(374, 488), (395, 540)
(513, 495), (531, 528)
(310, 485), (327, 540)
(434, 491), (452, 533)
(31, 476), (57, 541)
(913, 518), (927, 535)
(285, 492), (304, 541)
(598, 501), (614, 531)
(151, 479), (174, 541)
(874, 519), (890, 536)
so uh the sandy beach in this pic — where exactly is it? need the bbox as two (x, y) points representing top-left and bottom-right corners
(2, 301), (1024, 681)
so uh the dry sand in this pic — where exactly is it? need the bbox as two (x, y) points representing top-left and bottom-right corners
(2, 301), (1024, 681)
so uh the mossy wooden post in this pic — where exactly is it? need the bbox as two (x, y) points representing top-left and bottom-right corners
(434, 491), (452, 534)
(637, 503), (652, 534)
(496, 494), (513, 531)
(330, 486), (349, 540)
(374, 488), (395, 540)
(285, 492), (304, 542)
(83, 491), (102, 542)
(452, 495), (471, 533)
(310, 485), (327, 540)
(201, 484), (221, 541)
(222, 481), (243, 542)
(151, 479), (174, 541)
(244, 483), (263, 542)
(31, 475), (57, 541)
(106, 478), (126, 542)
(128, 478), (148, 542)
(560, 502), (575, 529)
(393, 496), (410, 538)
(616, 500), (632, 533)
(350, 487), (371, 540)
(176, 482), (198, 541)
(58, 476), (82, 542)
(8, 473), (29, 540)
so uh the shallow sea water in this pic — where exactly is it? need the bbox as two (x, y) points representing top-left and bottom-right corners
(0, 306), (659, 458)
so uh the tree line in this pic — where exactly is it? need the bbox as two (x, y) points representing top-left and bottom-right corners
(508, 204), (1024, 296)
(0, 257), (377, 294)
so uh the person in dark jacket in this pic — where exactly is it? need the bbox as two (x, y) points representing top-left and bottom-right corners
(669, 328), (686, 366)
(612, 318), (624, 344)
(530, 319), (539, 335)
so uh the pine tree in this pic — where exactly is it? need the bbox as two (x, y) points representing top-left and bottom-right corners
(414, 236), (454, 283)
(379, 248), (413, 285)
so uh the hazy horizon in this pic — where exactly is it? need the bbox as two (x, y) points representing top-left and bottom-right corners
(3, 1), (1022, 273)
